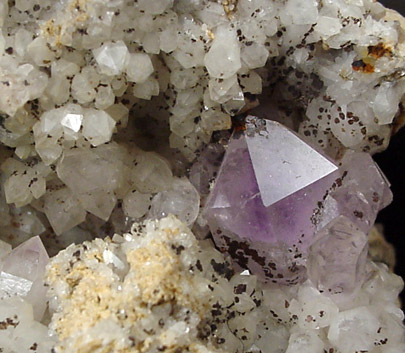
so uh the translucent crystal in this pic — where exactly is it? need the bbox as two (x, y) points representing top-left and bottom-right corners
(133, 77), (160, 100)
(285, 330), (324, 353)
(95, 84), (115, 110)
(0, 296), (55, 352)
(0, 236), (49, 320)
(60, 105), (84, 141)
(26, 36), (55, 66)
(0, 58), (48, 116)
(130, 151), (173, 193)
(93, 41), (129, 76)
(77, 190), (117, 221)
(205, 117), (340, 283)
(82, 108), (116, 146)
(43, 186), (87, 235)
(204, 25), (241, 79)
(125, 53), (154, 83)
(308, 216), (368, 297)
(285, 0), (319, 25)
(189, 143), (225, 195)
(149, 177), (200, 226)
(122, 190), (152, 219)
(319, 151), (392, 233)
(328, 306), (381, 353)
(241, 43), (269, 69)
(0, 240), (11, 260)
(57, 145), (126, 195)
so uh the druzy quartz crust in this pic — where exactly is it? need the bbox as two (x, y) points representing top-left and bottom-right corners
(0, 0), (404, 352)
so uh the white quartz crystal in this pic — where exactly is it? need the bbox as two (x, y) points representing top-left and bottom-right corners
(125, 53), (154, 83)
(44, 186), (87, 236)
(122, 190), (152, 219)
(0, 297), (55, 353)
(93, 41), (129, 76)
(82, 109), (116, 146)
(204, 25), (241, 79)
(0, 236), (49, 320)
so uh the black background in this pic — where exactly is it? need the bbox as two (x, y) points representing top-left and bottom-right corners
(375, 0), (405, 303)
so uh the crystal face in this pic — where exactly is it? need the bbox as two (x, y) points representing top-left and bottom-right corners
(205, 116), (391, 285)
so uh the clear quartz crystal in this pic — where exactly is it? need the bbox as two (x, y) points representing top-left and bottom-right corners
(0, 236), (49, 321)
(44, 186), (87, 236)
(204, 25), (241, 79)
(149, 177), (200, 226)
(308, 216), (368, 297)
(126, 53), (154, 83)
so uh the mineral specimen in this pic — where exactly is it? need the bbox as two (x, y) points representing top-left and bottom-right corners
(0, 0), (403, 352)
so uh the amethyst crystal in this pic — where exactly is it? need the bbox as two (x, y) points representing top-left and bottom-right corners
(205, 117), (340, 284)
(205, 116), (391, 285)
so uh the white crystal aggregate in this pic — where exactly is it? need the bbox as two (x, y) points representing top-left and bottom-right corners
(42, 216), (404, 353)
(0, 0), (403, 352)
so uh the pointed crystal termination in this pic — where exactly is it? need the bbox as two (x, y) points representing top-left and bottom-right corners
(205, 117), (341, 284)
(0, 236), (49, 320)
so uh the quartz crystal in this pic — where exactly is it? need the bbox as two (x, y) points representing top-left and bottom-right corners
(148, 177), (200, 226)
(205, 116), (341, 283)
(319, 150), (393, 233)
(205, 116), (391, 285)
(0, 236), (49, 320)
(93, 41), (129, 76)
(82, 109), (116, 147)
(308, 216), (368, 298)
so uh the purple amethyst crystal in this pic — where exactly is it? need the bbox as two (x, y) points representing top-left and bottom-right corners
(205, 116), (391, 285)
(205, 117), (341, 284)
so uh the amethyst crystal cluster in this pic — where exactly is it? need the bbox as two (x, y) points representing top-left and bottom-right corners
(205, 116), (391, 294)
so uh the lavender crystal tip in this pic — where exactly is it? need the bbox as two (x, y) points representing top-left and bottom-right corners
(0, 0), (404, 353)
